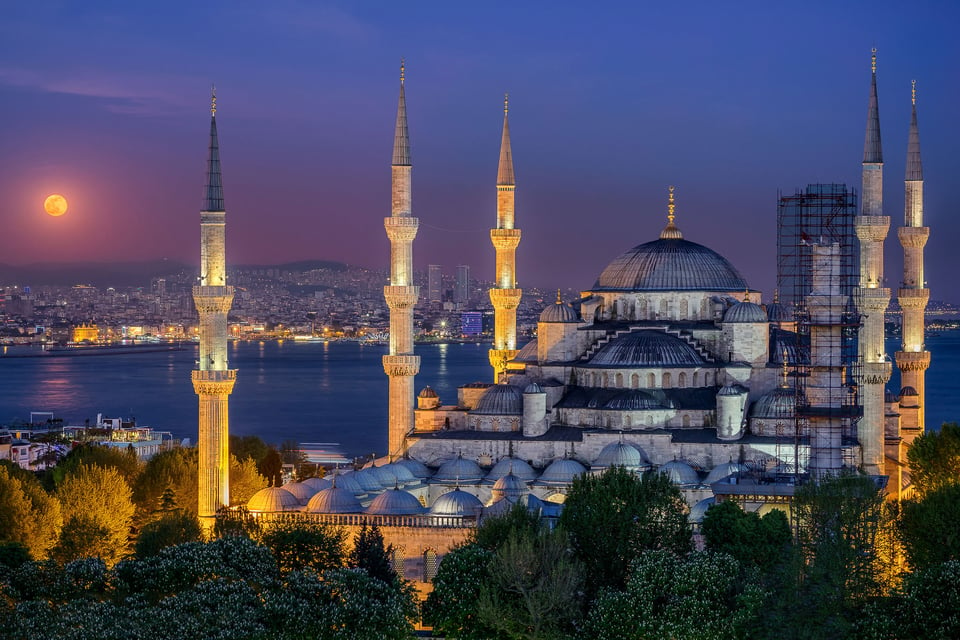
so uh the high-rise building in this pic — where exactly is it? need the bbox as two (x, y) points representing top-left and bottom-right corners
(455, 265), (471, 306)
(192, 89), (236, 530)
(427, 264), (443, 306)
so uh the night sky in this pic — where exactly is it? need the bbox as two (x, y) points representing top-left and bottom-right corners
(1, 1), (957, 302)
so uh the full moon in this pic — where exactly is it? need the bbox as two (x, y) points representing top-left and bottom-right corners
(43, 194), (68, 217)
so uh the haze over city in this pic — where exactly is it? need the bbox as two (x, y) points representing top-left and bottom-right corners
(0, 1), (957, 300)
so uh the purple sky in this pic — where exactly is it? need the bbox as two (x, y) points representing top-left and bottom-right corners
(0, 1), (957, 302)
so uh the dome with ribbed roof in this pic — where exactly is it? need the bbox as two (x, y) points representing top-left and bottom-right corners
(658, 460), (700, 486)
(724, 300), (767, 323)
(383, 462), (417, 487)
(689, 497), (716, 524)
(492, 472), (528, 501)
(705, 461), (748, 484)
(350, 469), (384, 493)
(395, 458), (432, 479)
(601, 389), (663, 410)
(281, 481), (317, 504)
(433, 455), (484, 483)
(595, 237), (749, 292)
(766, 301), (792, 323)
(540, 299), (580, 323)
(418, 386), (438, 398)
(750, 387), (797, 419)
(247, 486), (300, 513)
(899, 386), (918, 397)
(366, 463), (398, 487)
(327, 471), (364, 496)
(537, 458), (588, 485)
(513, 338), (539, 363)
(430, 490), (483, 516)
(301, 476), (332, 491)
(589, 330), (705, 368)
(305, 483), (363, 513)
(485, 457), (537, 483)
(524, 382), (544, 394)
(366, 488), (424, 515)
(472, 384), (524, 415)
(717, 383), (746, 397)
(593, 441), (648, 469)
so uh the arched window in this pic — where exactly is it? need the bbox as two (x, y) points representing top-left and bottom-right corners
(659, 299), (668, 319)
(678, 372), (687, 387)
(615, 372), (623, 387)
(631, 373), (640, 389)
(682, 415), (691, 427)
(624, 415), (632, 427)
(424, 549), (438, 582)
(647, 373), (656, 388)
(662, 372), (672, 388)
(692, 371), (699, 386)
(679, 299), (689, 319)
(603, 373), (610, 387)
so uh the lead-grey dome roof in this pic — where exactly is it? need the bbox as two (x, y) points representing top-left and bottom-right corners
(536, 458), (587, 485)
(492, 472), (528, 501)
(395, 458), (432, 479)
(657, 460), (701, 486)
(688, 497), (716, 524)
(765, 301), (792, 323)
(540, 300), (580, 323)
(433, 455), (484, 483)
(484, 457), (538, 483)
(305, 483), (363, 514)
(705, 462), (748, 484)
(589, 330), (705, 367)
(595, 237), (749, 291)
(430, 489), (483, 516)
(593, 441), (648, 469)
(724, 300), (767, 323)
(247, 487), (300, 513)
(366, 488), (424, 515)
(600, 389), (663, 410)
(750, 387), (797, 419)
(302, 477), (332, 491)
(472, 384), (524, 415)
(281, 481), (317, 504)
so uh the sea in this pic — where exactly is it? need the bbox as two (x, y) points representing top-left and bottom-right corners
(0, 334), (957, 459)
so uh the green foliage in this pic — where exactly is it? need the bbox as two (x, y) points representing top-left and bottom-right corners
(470, 501), (542, 552)
(230, 434), (271, 468)
(48, 444), (141, 489)
(349, 522), (395, 584)
(134, 511), (202, 559)
(230, 455), (268, 506)
(132, 447), (198, 518)
(422, 544), (500, 640)
(55, 463), (135, 565)
(261, 521), (347, 575)
(261, 448), (283, 487)
(0, 465), (62, 559)
(559, 466), (690, 596)
(702, 501), (792, 572)
(0, 542), (31, 570)
(583, 550), (766, 640)
(907, 422), (960, 497)
(900, 482), (960, 572)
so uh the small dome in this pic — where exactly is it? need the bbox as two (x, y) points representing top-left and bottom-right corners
(247, 487), (300, 513)
(717, 383), (747, 397)
(523, 382), (544, 394)
(537, 458), (588, 485)
(304, 483), (363, 514)
(750, 387), (797, 419)
(366, 463), (399, 487)
(366, 488), (424, 515)
(301, 476), (331, 491)
(383, 463), (417, 487)
(352, 469), (385, 493)
(899, 386), (919, 397)
(595, 237), (749, 292)
(724, 300), (767, 323)
(418, 386), (439, 398)
(704, 462), (748, 484)
(281, 481), (317, 504)
(602, 389), (662, 410)
(472, 384), (524, 415)
(539, 299), (580, 323)
(485, 457), (537, 483)
(765, 301), (792, 323)
(589, 330), (705, 367)
(326, 471), (364, 496)
(593, 441), (648, 470)
(657, 460), (700, 486)
(885, 390), (898, 403)
(395, 458), (432, 479)
(688, 497), (716, 524)
(430, 490), (483, 516)
(764, 463), (796, 478)
(433, 455), (484, 483)
(491, 472), (528, 501)
(514, 339), (539, 363)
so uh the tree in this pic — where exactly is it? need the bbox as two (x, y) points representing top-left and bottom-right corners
(260, 448), (283, 487)
(702, 501), (792, 573)
(230, 455), (267, 505)
(559, 466), (690, 597)
(261, 521), (347, 575)
(350, 522), (394, 583)
(55, 463), (134, 564)
(135, 508), (202, 559)
(0, 465), (62, 559)
(899, 482), (960, 572)
(132, 447), (198, 518)
(470, 501), (542, 551)
(423, 544), (500, 640)
(229, 434), (271, 469)
(583, 550), (766, 640)
(48, 444), (141, 489)
(907, 422), (960, 496)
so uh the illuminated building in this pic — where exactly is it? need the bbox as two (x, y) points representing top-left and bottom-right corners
(455, 265), (470, 307)
(427, 264), (442, 307)
(71, 324), (99, 343)
(193, 89), (237, 530)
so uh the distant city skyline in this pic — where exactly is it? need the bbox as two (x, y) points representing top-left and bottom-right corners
(0, 2), (956, 301)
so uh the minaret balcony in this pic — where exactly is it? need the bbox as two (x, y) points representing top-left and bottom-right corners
(895, 350), (931, 372)
(490, 228), (521, 250)
(191, 369), (237, 395)
(897, 288), (929, 309)
(855, 361), (893, 385)
(855, 287), (891, 313)
(897, 226), (929, 248)
(384, 216), (419, 242)
(383, 354), (420, 377)
(855, 216), (890, 241)
(383, 285), (419, 309)
(192, 286), (235, 313)
(489, 288), (522, 309)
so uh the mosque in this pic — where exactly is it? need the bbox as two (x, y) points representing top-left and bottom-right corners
(193, 52), (930, 584)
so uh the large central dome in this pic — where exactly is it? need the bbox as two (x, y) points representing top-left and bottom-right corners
(594, 237), (748, 291)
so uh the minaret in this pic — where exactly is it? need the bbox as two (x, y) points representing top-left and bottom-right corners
(895, 80), (930, 432)
(854, 50), (892, 475)
(193, 87), (236, 529)
(489, 94), (522, 381)
(382, 60), (420, 457)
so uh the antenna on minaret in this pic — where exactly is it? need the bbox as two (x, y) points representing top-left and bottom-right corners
(871, 47), (877, 74)
(911, 79), (916, 106)
(660, 185), (682, 239)
(504, 92), (509, 115)
(210, 84), (217, 117)
(400, 58), (405, 84)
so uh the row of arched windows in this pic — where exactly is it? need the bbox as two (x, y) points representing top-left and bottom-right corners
(577, 369), (716, 389)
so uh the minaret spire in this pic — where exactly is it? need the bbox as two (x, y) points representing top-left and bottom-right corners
(905, 80), (923, 181)
(660, 185), (682, 239)
(383, 60), (420, 457)
(863, 48), (883, 164)
(193, 88), (237, 531)
(489, 93), (522, 381)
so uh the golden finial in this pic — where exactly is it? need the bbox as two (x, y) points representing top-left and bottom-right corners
(556, 289), (562, 304)
(400, 58), (405, 84)
(504, 93), (509, 116)
(912, 79), (917, 106)
(210, 84), (217, 117)
(667, 185), (676, 225)
(773, 288), (780, 303)
(871, 48), (877, 74)
(744, 290), (751, 303)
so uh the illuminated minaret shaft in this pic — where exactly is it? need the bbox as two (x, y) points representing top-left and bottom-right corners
(489, 94), (522, 381)
(383, 61), (420, 457)
(895, 80), (930, 430)
(854, 50), (892, 475)
(193, 88), (236, 528)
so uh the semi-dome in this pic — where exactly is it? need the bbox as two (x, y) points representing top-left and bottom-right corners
(589, 330), (705, 367)
(689, 497), (716, 524)
(657, 460), (700, 486)
(418, 386), (439, 398)
(304, 483), (363, 514)
(593, 441), (648, 470)
(485, 457), (537, 483)
(724, 300), (767, 323)
(540, 298), (580, 323)
(717, 383), (747, 397)
(750, 387), (797, 419)
(491, 472), (528, 501)
(366, 488), (424, 515)
(602, 389), (662, 410)
(899, 386), (919, 397)
(280, 481), (317, 504)
(705, 461), (748, 484)
(514, 339), (539, 363)
(595, 237), (749, 292)
(395, 457), (432, 479)
(430, 489), (483, 516)
(472, 384), (524, 415)
(247, 486), (300, 513)
(536, 458), (588, 485)
(433, 454), (484, 483)
(301, 476), (331, 491)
